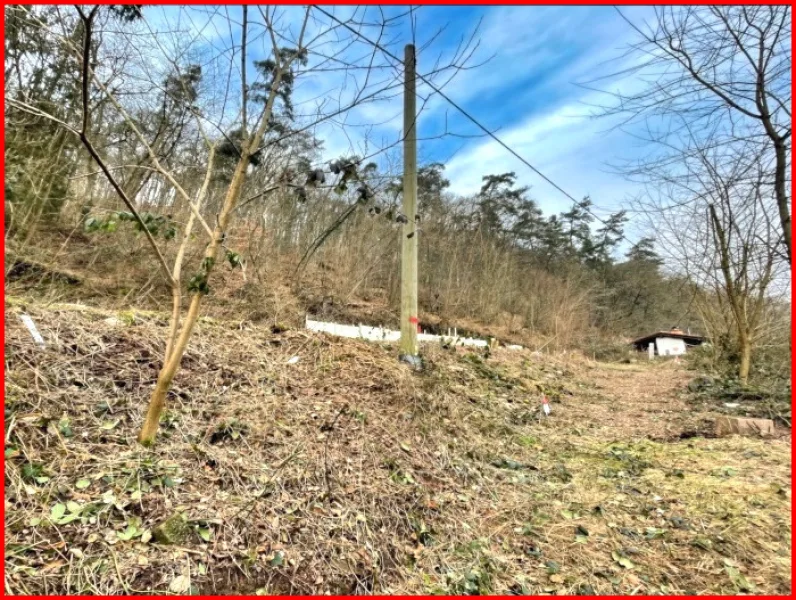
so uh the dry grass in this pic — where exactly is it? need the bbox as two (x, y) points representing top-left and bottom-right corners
(4, 295), (791, 595)
(3, 227), (586, 351)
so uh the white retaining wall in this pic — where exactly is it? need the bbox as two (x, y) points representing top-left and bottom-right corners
(305, 316), (495, 348)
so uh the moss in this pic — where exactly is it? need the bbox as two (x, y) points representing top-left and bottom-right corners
(118, 310), (137, 326)
(515, 435), (538, 447)
(153, 513), (190, 545)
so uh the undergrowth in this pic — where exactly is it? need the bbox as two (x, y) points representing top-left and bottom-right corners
(4, 296), (792, 595)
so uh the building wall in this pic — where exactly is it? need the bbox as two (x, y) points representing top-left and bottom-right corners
(655, 336), (686, 356)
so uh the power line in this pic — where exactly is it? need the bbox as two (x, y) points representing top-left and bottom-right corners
(306, 8), (710, 333)
(312, 5), (640, 249)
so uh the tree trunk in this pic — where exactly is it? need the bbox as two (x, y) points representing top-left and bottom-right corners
(138, 291), (204, 445)
(772, 138), (791, 263)
(138, 155), (249, 445)
(738, 333), (752, 387)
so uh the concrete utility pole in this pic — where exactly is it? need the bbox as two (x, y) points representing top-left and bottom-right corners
(400, 43), (419, 363)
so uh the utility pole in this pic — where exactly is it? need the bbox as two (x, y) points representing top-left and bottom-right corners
(400, 43), (419, 365)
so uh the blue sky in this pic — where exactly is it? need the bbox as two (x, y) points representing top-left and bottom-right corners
(144, 5), (658, 236)
(403, 6), (655, 213)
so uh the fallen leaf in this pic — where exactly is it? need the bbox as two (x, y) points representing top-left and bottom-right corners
(545, 560), (560, 574)
(117, 528), (136, 541)
(692, 537), (712, 551)
(169, 575), (191, 594)
(726, 566), (756, 592)
(50, 503), (66, 521)
(57, 514), (81, 525)
(611, 551), (635, 570)
(41, 560), (66, 573)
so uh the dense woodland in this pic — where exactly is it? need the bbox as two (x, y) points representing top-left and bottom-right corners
(5, 5), (791, 424)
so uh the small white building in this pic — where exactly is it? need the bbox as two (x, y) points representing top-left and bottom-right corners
(631, 327), (704, 357)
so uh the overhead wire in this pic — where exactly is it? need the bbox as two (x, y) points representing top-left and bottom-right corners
(311, 5), (711, 328)
(312, 4), (644, 249)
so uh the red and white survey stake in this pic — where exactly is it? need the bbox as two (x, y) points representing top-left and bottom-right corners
(541, 395), (551, 415)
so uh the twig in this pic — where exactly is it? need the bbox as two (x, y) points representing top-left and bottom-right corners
(322, 404), (349, 497)
(74, 8), (174, 287)
(106, 543), (131, 594)
(229, 446), (303, 524)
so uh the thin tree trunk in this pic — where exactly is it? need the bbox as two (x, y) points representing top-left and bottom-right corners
(138, 156), (248, 445)
(165, 147), (216, 362)
(738, 333), (752, 386)
(138, 293), (204, 445)
(772, 138), (791, 263)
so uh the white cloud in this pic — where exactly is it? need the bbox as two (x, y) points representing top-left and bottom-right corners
(282, 5), (658, 201)
(136, 4), (659, 219)
(443, 79), (648, 216)
(406, 5), (658, 216)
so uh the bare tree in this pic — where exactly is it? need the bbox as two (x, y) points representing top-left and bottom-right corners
(594, 6), (792, 263)
(8, 5), (481, 445)
(632, 126), (787, 384)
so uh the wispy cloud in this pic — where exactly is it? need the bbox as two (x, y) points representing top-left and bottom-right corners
(281, 5), (657, 216)
(138, 4), (658, 217)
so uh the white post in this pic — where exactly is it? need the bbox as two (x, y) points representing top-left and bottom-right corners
(648, 343), (654, 360)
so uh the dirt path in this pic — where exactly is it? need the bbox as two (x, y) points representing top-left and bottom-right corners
(570, 361), (708, 441)
(525, 359), (793, 595)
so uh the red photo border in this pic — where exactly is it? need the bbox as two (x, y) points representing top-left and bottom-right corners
(1, 1), (792, 598)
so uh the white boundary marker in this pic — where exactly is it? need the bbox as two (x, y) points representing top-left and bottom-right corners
(19, 314), (46, 347)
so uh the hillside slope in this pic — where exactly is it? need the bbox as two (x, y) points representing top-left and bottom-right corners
(4, 297), (791, 595)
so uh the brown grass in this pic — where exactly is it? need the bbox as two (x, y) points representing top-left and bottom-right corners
(4, 295), (791, 595)
(4, 219), (596, 353)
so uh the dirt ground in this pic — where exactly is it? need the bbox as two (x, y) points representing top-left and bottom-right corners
(4, 297), (792, 595)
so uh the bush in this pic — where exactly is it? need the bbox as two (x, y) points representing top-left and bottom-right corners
(685, 343), (721, 374)
(580, 335), (633, 362)
(685, 340), (791, 427)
